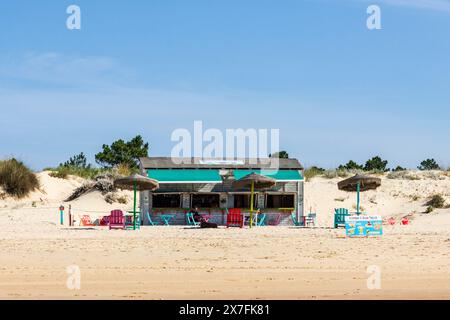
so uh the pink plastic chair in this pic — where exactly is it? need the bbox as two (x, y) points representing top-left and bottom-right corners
(109, 210), (125, 230)
(268, 213), (282, 226)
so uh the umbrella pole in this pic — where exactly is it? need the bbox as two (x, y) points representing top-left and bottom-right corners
(133, 180), (137, 230)
(250, 181), (254, 228)
(356, 182), (360, 215)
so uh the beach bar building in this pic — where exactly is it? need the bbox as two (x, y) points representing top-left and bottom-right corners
(139, 157), (304, 226)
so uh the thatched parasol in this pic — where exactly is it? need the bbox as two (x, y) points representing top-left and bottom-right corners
(232, 173), (276, 228)
(338, 174), (381, 214)
(114, 174), (159, 229)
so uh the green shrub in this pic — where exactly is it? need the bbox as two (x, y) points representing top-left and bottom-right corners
(418, 159), (441, 171)
(364, 156), (388, 172)
(425, 206), (434, 213)
(0, 159), (39, 198)
(48, 166), (105, 180)
(269, 151), (289, 159)
(427, 194), (445, 209)
(323, 169), (350, 179)
(337, 160), (363, 171)
(304, 166), (325, 181)
(387, 171), (420, 180)
(60, 152), (91, 169)
(114, 163), (137, 177)
(117, 195), (128, 204)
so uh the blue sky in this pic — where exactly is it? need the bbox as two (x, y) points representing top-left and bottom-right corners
(0, 0), (449, 170)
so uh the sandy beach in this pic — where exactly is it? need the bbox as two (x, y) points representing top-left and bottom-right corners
(0, 171), (449, 299)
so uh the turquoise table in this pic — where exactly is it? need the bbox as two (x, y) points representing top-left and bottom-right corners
(160, 214), (175, 226)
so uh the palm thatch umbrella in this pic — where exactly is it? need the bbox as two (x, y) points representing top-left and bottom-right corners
(232, 173), (276, 228)
(114, 174), (159, 230)
(337, 174), (381, 215)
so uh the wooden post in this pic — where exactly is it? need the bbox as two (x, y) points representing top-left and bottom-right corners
(356, 182), (361, 215)
(69, 204), (72, 227)
(133, 180), (137, 230)
(250, 181), (254, 228)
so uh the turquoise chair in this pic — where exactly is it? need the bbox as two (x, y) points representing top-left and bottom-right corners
(306, 213), (317, 227)
(186, 212), (200, 226)
(257, 213), (267, 226)
(334, 208), (349, 228)
(291, 212), (303, 226)
(125, 212), (141, 229)
(145, 212), (157, 226)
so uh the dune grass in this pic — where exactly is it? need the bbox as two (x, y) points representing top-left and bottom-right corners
(0, 159), (39, 198)
(46, 163), (137, 180)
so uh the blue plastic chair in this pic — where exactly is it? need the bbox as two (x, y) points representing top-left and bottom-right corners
(257, 213), (267, 226)
(145, 212), (157, 226)
(186, 212), (200, 226)
(291, 212), (304, 226)
(306, 213), (317, 227)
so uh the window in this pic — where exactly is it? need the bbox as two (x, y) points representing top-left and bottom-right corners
(152, 194), (181, 208)
(266, 194), (295, 208)
(191, 194), (220, 208)
(233, 194), (258, 208)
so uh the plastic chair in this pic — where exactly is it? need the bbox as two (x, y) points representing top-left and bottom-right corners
(186, 212), (200, 226)
(291, 212), (304, 226)
(145, 212), (157, 226)
(334, 208), (349, 228)
(99, 216), (110, 226)
(109, 210), (125, 230)
(268, 213), (282, 226)
(79, 215), (95, 226)
(306, 213), (316, 227)
(226, 208), (243, 228)
(257, 213), (267, 226)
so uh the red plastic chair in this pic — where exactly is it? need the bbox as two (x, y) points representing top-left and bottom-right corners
(99, 216), (110, 226)
(227, 208), (243, 228)
(387, 217), (396, 225)
(401, 217), (409, 225)
(109, 210), (125, 230)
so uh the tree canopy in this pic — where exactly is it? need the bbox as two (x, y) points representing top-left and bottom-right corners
(95, 135), (149, 169)
(269, 151), (289, 159)
(364, 156), (388, 172)
(418, 158), (440, 171)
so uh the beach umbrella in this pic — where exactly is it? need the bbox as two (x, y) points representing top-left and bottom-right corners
(232, 173), (276, 228)
(337, 174), (381, 215)
(114, 174), (159, 230)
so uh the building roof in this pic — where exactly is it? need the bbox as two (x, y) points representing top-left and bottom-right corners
(139, 157), (303, 170)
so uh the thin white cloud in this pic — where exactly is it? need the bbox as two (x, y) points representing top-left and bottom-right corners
(367, 0), (450, 12)
(0, 52), (135, 88)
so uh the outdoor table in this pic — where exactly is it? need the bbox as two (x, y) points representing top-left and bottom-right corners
(160, 214), (175, 226)
(125, 211), (141, 229)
